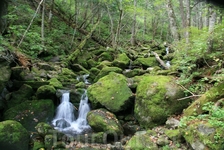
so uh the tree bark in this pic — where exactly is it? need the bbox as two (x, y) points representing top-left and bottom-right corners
(166, 0), (180, 41)
(130, 0), (137, 45)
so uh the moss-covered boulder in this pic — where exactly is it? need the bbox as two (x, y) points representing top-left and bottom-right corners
(180, 120), (224, 150)
(0, 120), (29, 150)
(12, 80), (49, 89)
(49, 78), (63, 89)
(6, 84), (34, 108)
(36, 85), (56, 100)
(88, 72), (133, 112)
(183, 82), (224, 117)
(112, 53), (130, 69)
(0, 62), (11, 83)
(87, 108), (123, 135)
(125, 131), (158, 149)
(133, 57), (158, 68)
(123, 68), (146, 78)
(11, 66), (35, 81)
(35, 122), (54, 137)
(135, 75), (190, 128)
(94, 66), (122, 82)
(4, 100), (54, 131)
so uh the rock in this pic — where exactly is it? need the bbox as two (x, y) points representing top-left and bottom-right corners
(48, 78), (63, 89)
(180, 120), (224, 150)
(96, 61), (112, 70)
(125, 131), (158, 150)
(0, 62), (11, 83)
(112, 53), (130, 69)
(123, 68), (146, 78)
(94, 66), (122, 82)
(37, 62), (55, 71)
(164, 129), (183, 142)
(87, 108), (123, 135)
(11, 66), (35, 81)
(123, 121), (141, 135)
(0, 120), (29, 150)
(133, 57), (158, 68)
(165, 117), (180, 129)
(70, 63), (89, 73)
(134, 75), (190, 128)
(156, 135), (170, 146)
(35, 122), (54, 137)
(4, 100), (54, 131)
(36, 85), (56, 100)
(6, 84), (34, 108)
(12, 80), (49, 89)
(87, 72), (133, 112)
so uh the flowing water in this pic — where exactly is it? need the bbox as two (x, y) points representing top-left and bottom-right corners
(52, 75), (91, 135)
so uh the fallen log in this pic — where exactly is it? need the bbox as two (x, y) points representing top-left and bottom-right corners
(152, 51), (169, 70)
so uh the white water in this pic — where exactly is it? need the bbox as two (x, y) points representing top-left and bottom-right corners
(52, 76), (91, 135)
(165, 47), (171, 68)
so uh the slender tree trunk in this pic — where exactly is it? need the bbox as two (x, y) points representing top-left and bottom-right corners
(106, 4), (115, 48)
(115, 0), (123, 48)
(166, 0), (180, 41)
(41, 0), (45, 47)
(185, 0), (191, 43)
(207, 5), (217, 52)
(0, 0), (8, 34)
(179, 0), (186, 28)
(130, 0), (137, 45)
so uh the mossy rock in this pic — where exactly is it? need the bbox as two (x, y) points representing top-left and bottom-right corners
(12, 80), (50, 89)
(125, 131), (158, 149)
(180, 120), (224, 150)
(87, 108), (123, 135)
(35, 122), (54, 137)
(122, 68), (146, 78)
(133, 57), (158, 68)
(75, 132), (105, 144)
(164, 129), (183, 142)
(112, 53), (130, 69)
(49, 78), (63, 89)
(70, 63), (89, 74)
(134, 75), (190, 128)
(6, 84), (34, 108)
(0, 62), (11, 83)
(88, 72), (133, 112)
(96, 61), (112, 70)
(98, 51), (114, 62)
(94, 66), (123, 82)
(4, 99), (54, 131)
(11, 66), (35, 81)
(36, 85), (56, 100)
(183, 82), (224, 117)
(0, 120), (29, 150)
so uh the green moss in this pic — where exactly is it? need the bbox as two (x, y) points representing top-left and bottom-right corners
(4, 100), (54, 131)
(112, 53), (130, 69)
(88, 72), (132, 112)
(87, 108), (123, 135)
(7, 84), (34, 108)
(94, 66), (122, 82)
(48, 78), (63, 88)
(0, 120), (29, 150)
(134, 75), (188, 128)
(184, 82), (224, 117)
(125, 131), (158, 149)
(36, 85), (56, 100)
(133, 57), (158, 67)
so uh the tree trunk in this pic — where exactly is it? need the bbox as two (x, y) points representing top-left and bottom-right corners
(185, 0), (191, 43)
(166, 0), (180, 41)
(130, 0), (137, 45)
(106, 4), (115, 48)
(115, 0), (124, 48)
(41, 0), (45, 47)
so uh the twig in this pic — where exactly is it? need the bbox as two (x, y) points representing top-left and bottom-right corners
(177, 83), (194, 95)
(177, 95), (201, 101)
(17, 0), (44, 48)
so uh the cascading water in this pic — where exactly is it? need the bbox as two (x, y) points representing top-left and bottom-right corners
(165, 47), (171, 68)
(52, 75), (91, 135)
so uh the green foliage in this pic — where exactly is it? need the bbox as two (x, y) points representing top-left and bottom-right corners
(180, 102), (224, 129)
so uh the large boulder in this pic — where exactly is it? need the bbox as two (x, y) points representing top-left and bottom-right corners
(87, 108), (123, 135)
(4, 99), (54, 131)
(112, 53), (130, 69)
(87, 72), (133, 112)
(36, 85), (56, 100)
(135, 75), (190, 128)
(0, 61), (11, 84)
(0, 120), (29, 150)
(6, 84), (34, 108)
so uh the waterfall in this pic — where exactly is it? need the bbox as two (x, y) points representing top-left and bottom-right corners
(52, 75), (91, 135)
(165, 47), (171, 68)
